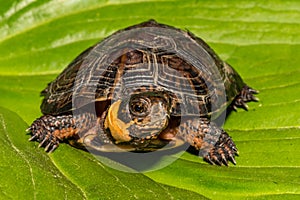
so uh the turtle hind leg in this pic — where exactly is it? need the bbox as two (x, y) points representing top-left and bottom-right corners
(232, 85), (259, 111)
(27, 115), (77, 152)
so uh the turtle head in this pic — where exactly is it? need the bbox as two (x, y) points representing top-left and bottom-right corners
(104, 92), (171, 144)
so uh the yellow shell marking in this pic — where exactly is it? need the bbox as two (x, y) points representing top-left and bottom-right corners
(104, 100), (132, 143)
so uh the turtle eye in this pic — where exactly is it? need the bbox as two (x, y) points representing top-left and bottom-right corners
(133, 105), (144, 113)
(129, 97), (151, 117)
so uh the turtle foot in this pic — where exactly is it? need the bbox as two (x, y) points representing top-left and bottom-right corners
(203, 131), (238, 166)
(27, 115), (76, 152)
(184, 119), (238, 166)
(232, 85), (259, 111)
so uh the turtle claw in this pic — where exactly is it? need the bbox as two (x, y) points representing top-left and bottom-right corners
(48, 145), (58, 153)
(203, 131), (238, 166)
(228, 153), (237, 165)
(34, 132), (59, 152)
(232, 85), (259, 111)
(232, 147), (239, 155)
(44, 142), (52, 152)
(38, 136), (49, 148)
(204, 156), (215, 165)
(249, 88), (259, 94)
(251, 95), (259, 102)
(28, 134), (38, 141)
(241, 101), (249, 111)
(204, 153), (227, 166)
(221, 154), (229, 166)
(204, 149), (237, 166)
(45, 142), (58, 153)
(32, 130), (57, 152)
(204, 154), (221, 166)
(28, 115), (76, 152)
(32, 129), (59, 152)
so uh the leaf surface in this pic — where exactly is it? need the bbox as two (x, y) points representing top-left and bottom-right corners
(0, 0), (299, 199)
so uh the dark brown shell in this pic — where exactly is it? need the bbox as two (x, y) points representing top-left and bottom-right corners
(40, 20), (245, 118)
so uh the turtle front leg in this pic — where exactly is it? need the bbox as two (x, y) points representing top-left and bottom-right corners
(28, 112), (110, 152)
(179, 118), (238, 166)
(202, 130), (238, 166)
(27, 115), (78, 152)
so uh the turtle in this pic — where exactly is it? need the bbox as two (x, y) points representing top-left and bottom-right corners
(28, 20), (258, 166)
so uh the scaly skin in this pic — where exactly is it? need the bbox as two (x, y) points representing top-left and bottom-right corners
(175, 117), (237, 166)
(28, 86), (257, 165)
(28, 112), (98, 152)
(28, 115), (77, 152)
(28, 114), (237, 165)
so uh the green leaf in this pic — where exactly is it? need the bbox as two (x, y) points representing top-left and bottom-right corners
(0, 106), (85, 199)
(0, 0), (299, 199)
(0, 106), (206, 199)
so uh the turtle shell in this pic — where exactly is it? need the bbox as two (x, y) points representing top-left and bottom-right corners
(40, 20), (245, 119)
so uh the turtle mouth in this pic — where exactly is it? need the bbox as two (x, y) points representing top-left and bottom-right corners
(130, 131), (159, 141)
(128, 134), (170, 151)
(127, 116), (169, 141)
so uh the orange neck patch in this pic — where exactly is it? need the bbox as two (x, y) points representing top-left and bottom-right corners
(104, 100), (133, 143)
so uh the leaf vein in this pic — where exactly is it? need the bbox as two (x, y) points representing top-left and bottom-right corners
(0, 114), (37, 200)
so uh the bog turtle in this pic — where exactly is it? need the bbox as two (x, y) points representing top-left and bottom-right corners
(28, 20), (258, 165)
